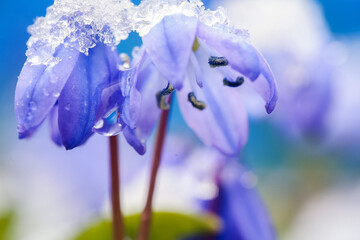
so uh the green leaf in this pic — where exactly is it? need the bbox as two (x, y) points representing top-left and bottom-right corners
(126, 212), (220, 240)
(73, 211), (220, 240)
(0, 211), (15, 240)
(74, 220), (112, 240)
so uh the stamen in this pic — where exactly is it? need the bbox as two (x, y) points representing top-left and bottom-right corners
(188, 92), (206, 110)
(156, 83), (174, 110)
(192, 37), (200, 52)
(223, 77), (244, 87)
(208, 56), (229, 68)
(161, 83), (174, 96)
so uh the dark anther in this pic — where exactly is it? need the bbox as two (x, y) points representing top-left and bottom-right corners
(208, 56), (229, 68)
(188, 92), (206, 110)
(156, 83), (174, 110)
(223, 77), (245, 87)
(161, 83), (174, 96)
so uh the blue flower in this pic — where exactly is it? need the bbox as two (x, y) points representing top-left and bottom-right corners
(121, 1), (278, 156)
(223, 0), (335, 139)
(200, 162), (276, 240)
(15, 43), (122, 149)
(15, 0), (133, 149)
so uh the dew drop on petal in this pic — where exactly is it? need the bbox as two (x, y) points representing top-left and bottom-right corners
(17, 124), (25, 132)
(93, 108), (122, 136)
(65, 103), (71, 111)
(43, 88), (50, 96)
(50, 76), (59, 84)
(29, 101), (37, 111)
(94, 119), (104, 129)
(26, 112), (33, 121)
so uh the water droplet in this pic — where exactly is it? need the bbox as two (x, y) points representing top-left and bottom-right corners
(65, 103), (71, 111)
(52, 92), (60, 98)
(26, 112), (33, 121)
(93, 109), (122, 136)
(17, 124), (25, 132)
(50, 75), (59, 84)
(29, 101), (37, 111)
(43, 88), (50, 96)
(94, 119), (104, 129)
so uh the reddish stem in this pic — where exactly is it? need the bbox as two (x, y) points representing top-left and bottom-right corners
(138, 105), (172, 240)
(109, 136), (125, 240)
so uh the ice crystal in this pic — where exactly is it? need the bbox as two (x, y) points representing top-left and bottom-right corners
(134, 0), (249, 39)
(26, 0), (134, 65)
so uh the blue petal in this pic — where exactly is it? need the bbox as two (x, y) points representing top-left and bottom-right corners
(142, 14), (198, 89)
(48, 104), (62, 146)
(15, 45), (80, 138)
(58, 44), (119, 149)
(122, 54), (167, 155)
(252, 51), (278, 113)
(216, 163), (276, 240)
(197, 23), (261, 80)
(177, 47), (248, 156)
(120, 67), (142, 129)
(196, 24), (278, 114)
(123, 126), (146, 155)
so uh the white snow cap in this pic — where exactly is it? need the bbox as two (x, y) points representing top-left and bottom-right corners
(133, 0), (249, 38)
(26, 0), (134, 65)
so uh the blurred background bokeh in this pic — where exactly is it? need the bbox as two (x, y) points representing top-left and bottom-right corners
(1, 0), (360, 239)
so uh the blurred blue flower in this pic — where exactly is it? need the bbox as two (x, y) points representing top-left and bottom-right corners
(120, 134), (276, 239)
(120, 0), (277, 156)
(198, 161), (276, 240)
(14, 0), (133, 149)
(222, 0), (337, 139)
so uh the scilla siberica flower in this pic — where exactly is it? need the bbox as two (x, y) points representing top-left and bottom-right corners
(198, 161), (276, 240)
(223, 0), (336, 138)
(15, 0), (133, 149)
(118, 0), (278, 156)
(120, 136), (275, 239)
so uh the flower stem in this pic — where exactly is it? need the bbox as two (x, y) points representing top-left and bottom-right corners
(109, 136), (125, 240)
(138, 101), (172, 240)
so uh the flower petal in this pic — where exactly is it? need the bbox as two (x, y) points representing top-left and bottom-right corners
(48, 104), (62, 146)
(58, 44), (119, 149)
(177, 47), (248, 156)
(216, 163), (276, 240)
(15, 45), (79, 138)
(122, 126), (146, 155)
(123, 56), (167, 155)
(251, 51), (278, 113)
(196, 25), (278, 114)
(142, 14), (198, 89)
(196, 23), (260, 80)
(120, 67), (142, 129)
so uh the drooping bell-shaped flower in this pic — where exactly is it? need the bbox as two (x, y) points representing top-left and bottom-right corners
(199, 161), (276, 240)
(222, 0), (336, 139)
(120, 0), (277, 156)
(15, 0), (134, 149)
